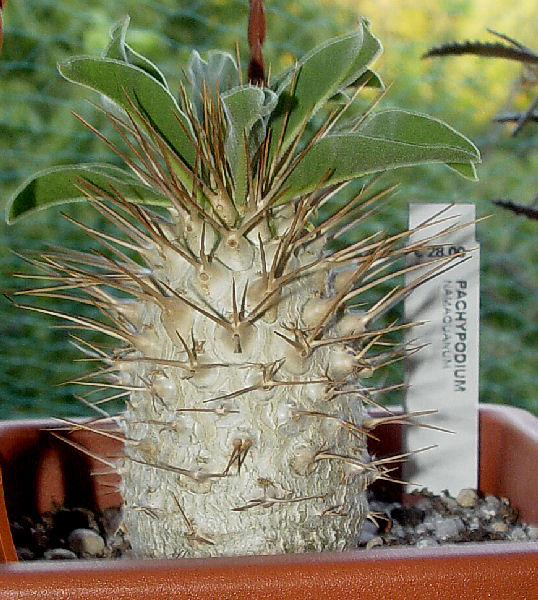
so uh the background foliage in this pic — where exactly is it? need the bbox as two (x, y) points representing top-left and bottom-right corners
(1, 0), (536, 417)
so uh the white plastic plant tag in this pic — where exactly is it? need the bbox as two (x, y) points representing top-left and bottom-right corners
(403, 204), (480, 495)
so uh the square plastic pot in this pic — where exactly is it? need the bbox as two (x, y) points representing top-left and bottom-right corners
(0, 403), (536, 599)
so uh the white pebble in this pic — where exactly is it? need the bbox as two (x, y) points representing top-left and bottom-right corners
(433, 516), (464, 541)
(468, 516), (481, 531)
(441, 495), (458, 511)
(456, 488), (478, 508)
(68, 528), (105, 557)
(416, 537), (440, 548)
(509, 527), (528, 542)
(44, 548), (77, 560)
(490, 520), (509, 534)
(365, 536), (383, 550)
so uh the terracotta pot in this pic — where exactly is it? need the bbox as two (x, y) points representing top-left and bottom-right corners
(0, 403), (536, 599)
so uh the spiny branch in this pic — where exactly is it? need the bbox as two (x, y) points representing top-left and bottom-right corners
(423, 40), (538, 64)
(493, 198), (538, 220)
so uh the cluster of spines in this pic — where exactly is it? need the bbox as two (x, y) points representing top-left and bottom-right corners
(7, 65), (474, 544)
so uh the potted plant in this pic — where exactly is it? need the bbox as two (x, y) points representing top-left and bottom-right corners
(0, 3), (536, 597)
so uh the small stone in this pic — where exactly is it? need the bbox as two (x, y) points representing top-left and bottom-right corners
(365, 536), (383, 550)
(497, 499), (518, 524)
(456, 488), (478, 508)
(68, 528), (105, 557)
(525, 525), (538, 541)
(16, 547), (34, 561)
(468, 516), (481, 531)
(382, 535), (402, 546)
(389, 523), (405, 539)
(414, 523), (428, 536)
(484, 495), (502, 513)
(478, 503), (498, 520)
(508, 527), (528, 542)
(485, 494), (501, 506)
(421, 514), (439, 533)
(489, 520), (509, 534)
(440, 495), (458, 512)
(359, 520), (378, 546)
(416, 537), (440, 548)
(433, 516), (465, 541)
(44, 548), (77, 560)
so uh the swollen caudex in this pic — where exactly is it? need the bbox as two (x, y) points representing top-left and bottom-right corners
(114, 209), (375, 554)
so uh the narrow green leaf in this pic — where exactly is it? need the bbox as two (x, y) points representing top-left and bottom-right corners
(59, 58), (195, 168)
(446, 162), (478, 180)
(221, 86), (277, 204)
(269, 20), (382, 158)
(330, 71), (384, 105)
(339, 23), (384, 90)
(104, 16), (169, 89)
(6, 165), (169, 223)
(186, 50), (239, 121)
(348, 68), (384, 90)
(281, 133), (480, 201)
(357, 109), (480, 159)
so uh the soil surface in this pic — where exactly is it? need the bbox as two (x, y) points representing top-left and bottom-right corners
(360, 488), (537, 549)
(9, 488), (537, 560)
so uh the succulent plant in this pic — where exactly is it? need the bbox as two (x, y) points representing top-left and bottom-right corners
(6, 11), (480, 559)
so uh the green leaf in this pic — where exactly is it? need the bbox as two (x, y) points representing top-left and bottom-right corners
(357, 109), (480, 159)
(221, 86), (277, 204)
(339, 23), (384, 90)
(59, 57), (195, 168)
(103, 16), (169, 89)
(281, 131), (480, 201)
(348, 68), (384, 90)
(329, 70), (384, 106)
(269, 20), (382, 158)
(186, 50), (240, 121)
(6, 165), (169, 223)
(446, 162), (478, 180)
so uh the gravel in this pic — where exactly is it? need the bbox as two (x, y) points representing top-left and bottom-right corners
(359, 488), (536, 548)
(10, 507), (131, 561)
(9, 488), (537, 560)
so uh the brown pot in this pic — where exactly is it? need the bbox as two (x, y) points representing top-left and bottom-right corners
(0, 403), (536, 599)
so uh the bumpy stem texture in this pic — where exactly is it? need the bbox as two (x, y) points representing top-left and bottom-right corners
(119, 210), (372, 558)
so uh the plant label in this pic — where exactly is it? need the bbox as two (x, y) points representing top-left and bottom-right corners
(403, 204), (480, 494)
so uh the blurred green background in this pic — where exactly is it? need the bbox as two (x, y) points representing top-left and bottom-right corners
(0, 0), (536, 418)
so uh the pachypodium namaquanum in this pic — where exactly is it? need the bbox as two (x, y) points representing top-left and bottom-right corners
(6, 10), (480, 558)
